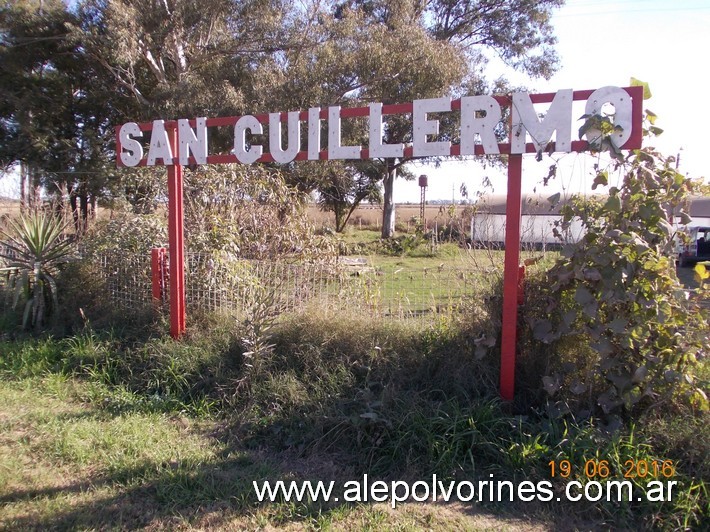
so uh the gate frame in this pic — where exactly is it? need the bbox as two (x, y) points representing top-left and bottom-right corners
(118, 86), (644, 400)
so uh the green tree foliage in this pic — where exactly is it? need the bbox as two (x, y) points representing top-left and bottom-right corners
(83, 0), (562, 232)
(0, 0), (120, 226)
(299, 161), (381, 233)
(530, 119), (709, 418)
(2, 0), (564, 233)
(317, 0), (564, 235)
(78, 0), (298, 120)
(428, 0), (561, 78)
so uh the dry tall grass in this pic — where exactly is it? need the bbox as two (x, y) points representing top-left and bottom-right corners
(3, 198), (467, 234)
(0, 199), (21, 218)
(307, 203), (469, 231)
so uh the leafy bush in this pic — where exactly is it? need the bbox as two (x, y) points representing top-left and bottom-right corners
(183, 165), (336, 260)
(374, 233), (426, 256)
(0, 211), (75, 329)
(55, 259), (122, 332)
(529, 137), (709, 417)
(82, 211), (167, 255)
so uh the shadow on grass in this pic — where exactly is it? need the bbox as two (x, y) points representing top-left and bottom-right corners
(0, 406), (561, 532)
(1, 452), (560, 531)
(2, 452), (274, 530)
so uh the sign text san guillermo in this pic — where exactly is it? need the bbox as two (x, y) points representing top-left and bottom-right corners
(117, 86), (642, 167)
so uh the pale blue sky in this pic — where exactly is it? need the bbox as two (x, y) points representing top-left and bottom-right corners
(406, 0), (710, 203)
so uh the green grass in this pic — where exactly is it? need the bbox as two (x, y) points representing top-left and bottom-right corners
(0, 376), (278, 529)
(0, 310), (707, 530)
(334, 233), (495, 318)
(335, 247), (556, 318)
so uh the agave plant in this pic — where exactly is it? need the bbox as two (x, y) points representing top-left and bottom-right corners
(0, 211), (75, 329)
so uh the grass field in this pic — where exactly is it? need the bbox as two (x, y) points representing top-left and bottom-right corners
(0, 375), (554, 530)
(0, 199), (21, 218)
(0, 321), (706, 531)
(307, 203), (470, 232)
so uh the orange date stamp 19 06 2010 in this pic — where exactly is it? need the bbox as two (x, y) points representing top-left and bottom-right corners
(548, 459), (676, 479)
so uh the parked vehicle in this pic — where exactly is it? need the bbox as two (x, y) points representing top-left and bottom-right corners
(677, 226), (710, 267)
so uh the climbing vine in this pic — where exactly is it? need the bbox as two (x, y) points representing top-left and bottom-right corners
(530, 112), (708, 418)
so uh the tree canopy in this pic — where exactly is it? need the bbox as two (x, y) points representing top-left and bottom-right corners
(0, 0), (564, 231)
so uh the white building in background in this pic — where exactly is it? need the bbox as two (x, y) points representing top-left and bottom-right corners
(469, 194), (710, 247)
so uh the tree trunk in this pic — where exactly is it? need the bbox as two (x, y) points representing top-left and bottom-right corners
(79, 192), (89, 234)
(338, 200), (365, 233)
(19, 162), (27, 213)
(381, 161), (396, 239)
(334, 207), (346, 233)
(29, 164), (41, 209)
(69, 192), (80, 231)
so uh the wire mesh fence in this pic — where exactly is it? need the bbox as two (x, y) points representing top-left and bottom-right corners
(98, 252), (155, 309)
(93, 251), (503, 321)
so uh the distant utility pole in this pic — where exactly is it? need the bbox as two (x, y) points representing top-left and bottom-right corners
(419, 175), (428, 226)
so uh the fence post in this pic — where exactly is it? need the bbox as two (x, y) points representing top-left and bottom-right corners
(151, 247), (167, 308)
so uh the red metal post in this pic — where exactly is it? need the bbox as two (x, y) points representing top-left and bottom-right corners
(151, 247), (168, 309)
(500, 154), (523, 401)
(167, 128), (186, 337)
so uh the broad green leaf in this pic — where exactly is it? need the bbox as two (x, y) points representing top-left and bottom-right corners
(608, 318), (628, 334)
(597, 391), (620, 414)
(677, 210), (692, 225)
(604, 195), (621, 213)
(533, 320), (554, 343)
(607, 371), (632, 392)
(570, 380), (587, 395)
(583, 268), (602, 282)
(592, 171), (608, 190)
(591, 338), (614, 356)
(583, 300), (598, 318)
(574, 286), (595, 306)
(631, 366), (648, 383)
(630, 77), (652, 99)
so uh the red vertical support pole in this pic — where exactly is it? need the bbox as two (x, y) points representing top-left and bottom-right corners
(167, 127), (186, 337)
(151, 247), (168, 308)
(500, 154), (523, 402)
